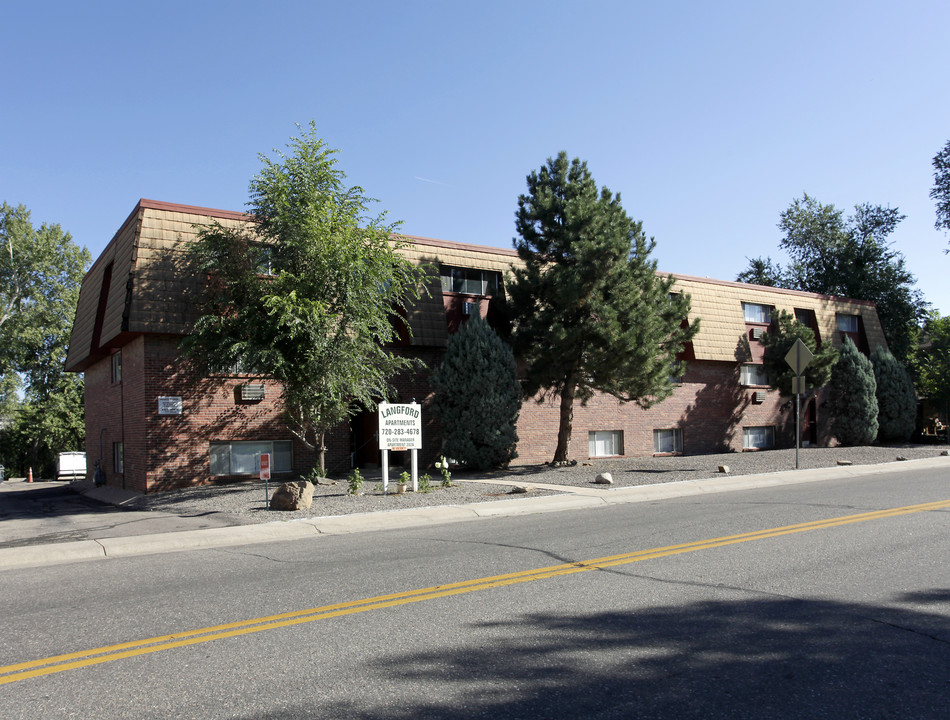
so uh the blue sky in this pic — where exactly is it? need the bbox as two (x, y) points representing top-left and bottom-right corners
(3, 1), (949, 313)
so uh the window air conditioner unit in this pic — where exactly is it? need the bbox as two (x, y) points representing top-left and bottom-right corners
(751, 327), (765, 340)
(241, 383), (266, 401)
(462, 301), (476, 316)
(753, 390), (767, 403)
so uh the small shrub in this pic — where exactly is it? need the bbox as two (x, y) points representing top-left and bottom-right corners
(303, 467), (323, 485)
(398, 470), (410, 486)
(435, 456), (452, 486)
(418, 473), (432, 493)
(347, 468), (364, 495)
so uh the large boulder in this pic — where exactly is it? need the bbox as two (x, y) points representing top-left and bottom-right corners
(269, 481), (314, 511)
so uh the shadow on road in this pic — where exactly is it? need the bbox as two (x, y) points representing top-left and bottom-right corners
(239, 591), (950, 719)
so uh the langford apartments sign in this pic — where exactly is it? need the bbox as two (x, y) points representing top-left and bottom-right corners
(377, 402), (422, 451)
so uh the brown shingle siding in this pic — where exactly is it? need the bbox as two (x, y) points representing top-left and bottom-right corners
(671, 275), (888, 362)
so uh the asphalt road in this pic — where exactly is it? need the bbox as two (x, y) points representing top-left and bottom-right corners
(1, 465), (948, 719)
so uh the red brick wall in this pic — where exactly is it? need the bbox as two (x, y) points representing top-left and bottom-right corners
(83, 352), (127, 487)
(85, 333), (834, 492)
(140, 335), (320, 492)
(87, 336), (448, 493)
(513, 359), (830, 464)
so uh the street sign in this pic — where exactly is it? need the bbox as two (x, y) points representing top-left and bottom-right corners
(378, 402), (422, 451)
(783, 339), (814, 471)
(259, 453), (271, 481)
(784, 338), (814, 376)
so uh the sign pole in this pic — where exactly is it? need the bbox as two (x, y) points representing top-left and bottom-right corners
(260, 453), (271, 508)
(795, 386), (801, 470)
(381, 449), (389, 494)
(411, 449), (419, 492)
(784, 339), (814, 472)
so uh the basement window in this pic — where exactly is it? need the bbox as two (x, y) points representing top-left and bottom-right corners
(589, 430), (623, 458)
(743, 426), (775, 450)
(653, 428), (683, 454)
(209, 440), (292, 476)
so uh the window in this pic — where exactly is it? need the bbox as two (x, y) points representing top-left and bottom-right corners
(654, 428), (682, 454)
(836, 314), (859, 333)
(209, 440), (292, 476)
(113, 442), (124, 474)
(440, 266), (501, 296)
(588, 430), (623, 457)
(669, 361), (684, 385)
(111, 351), (122, 383)
(740, 364), (769, 386)
(742, 302), (772, 324)
(225, 358), (262, 376)
(251, 244), (276, 276)
(743, 426), (775, 450)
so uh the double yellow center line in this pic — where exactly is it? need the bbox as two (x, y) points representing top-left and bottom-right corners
(3, 498), (948, 685)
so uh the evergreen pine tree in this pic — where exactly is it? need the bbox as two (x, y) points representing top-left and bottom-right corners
(829, 338), (878, 445)
(761, 310), (837, 395)
(870, 346), (916, 442)
(507, 153), (697, 463)
(430, 317), (521, 470)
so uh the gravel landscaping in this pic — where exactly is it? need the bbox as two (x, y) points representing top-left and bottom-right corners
(122, 443), (949, 525)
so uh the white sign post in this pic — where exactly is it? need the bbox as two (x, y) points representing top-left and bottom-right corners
(377, 402), (422, 493)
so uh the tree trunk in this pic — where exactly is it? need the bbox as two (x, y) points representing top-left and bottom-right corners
(317, 431), (327, 476)
(553, 376), (577, 463)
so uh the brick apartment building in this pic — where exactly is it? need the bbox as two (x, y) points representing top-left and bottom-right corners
(65, 199), (887, 493)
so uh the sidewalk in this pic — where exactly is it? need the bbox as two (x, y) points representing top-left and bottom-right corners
(2, 455), (945, 571)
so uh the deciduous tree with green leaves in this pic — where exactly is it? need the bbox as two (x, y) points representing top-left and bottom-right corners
(0, 202), (90, 476)
(829, 337), (878, 446)
(916, 312), (950, 431)
(870, 346), (916, 442)
(932, 139), (950, 246)
(738, 194), (927, 366)
(760, 310), (838, 396)
(507, 152), (697, 464)
(430, 316), (521, 470)
(180, 125), (428, 475)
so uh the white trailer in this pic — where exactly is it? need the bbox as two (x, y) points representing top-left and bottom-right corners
(56, 452), (87, 481)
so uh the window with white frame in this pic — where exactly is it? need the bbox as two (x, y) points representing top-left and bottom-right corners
(111, 351), (122, 383)
(440, 266), (501, 296)
(836, 313), (859, 333)
(743, 426), (775, 449)
(588, 430), (623, 457)
(742, 302), (772, 324)
(740, 364), (769, 386)
(209, 440), (292, 476)
(653, 428), (683, 454)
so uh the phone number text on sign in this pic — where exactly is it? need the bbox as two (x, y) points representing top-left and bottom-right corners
(377, 402), (422, 450)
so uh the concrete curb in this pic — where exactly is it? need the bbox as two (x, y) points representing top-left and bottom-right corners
(1, 456), (946, 570)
